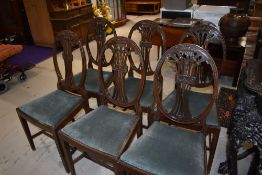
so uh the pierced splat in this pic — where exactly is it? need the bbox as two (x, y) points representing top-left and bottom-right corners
(110, 42), (130, 103)
(171, 49), (208, 121)
(128, 20), (166, 76)
(181, 23), (225, 50)
(154, 43), (219, 123)
(53, 30), (86, 93)
(86, 17), (117, 68)
(180, 22), (226, 86)
(99, 36), (145, 107)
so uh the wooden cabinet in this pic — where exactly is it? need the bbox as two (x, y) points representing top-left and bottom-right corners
(23, 0), (93, 47)
(125, 0), (160, 14)
(23, 0), (54, 47)
(254, 2), (262, 17)
(47, 1), (93, 43)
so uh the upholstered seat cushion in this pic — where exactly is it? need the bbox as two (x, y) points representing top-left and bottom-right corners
(120, 122), (205, 175)
(18, 90), (82, 127)
(61, 105), (139, 157)
(0, 44), (23, 62)
(74, 68), (112, 94)
(125, 77), (154, 108)
(162, 90), (218, 126)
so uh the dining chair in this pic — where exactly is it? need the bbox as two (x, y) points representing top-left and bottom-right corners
(180, 21), (225, 171)
(16, 30), (89, 173)
(126, 19), (166, 128)
(118, 43), (219, 175)
(74, 17), (116, 107)
(180, 21), (226, 80)
(59, 36), (145, 175)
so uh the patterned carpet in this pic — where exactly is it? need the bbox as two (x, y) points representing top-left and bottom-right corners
(217, 87), (238, 128)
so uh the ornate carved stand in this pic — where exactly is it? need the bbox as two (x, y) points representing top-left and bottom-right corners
(218, 59), (262, 175)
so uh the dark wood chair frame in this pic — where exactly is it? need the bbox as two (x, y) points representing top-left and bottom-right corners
(180, 22), (225, 172)
(180, 21), (226, 78)
(128, 19), (166, 128)
(84, 16), (117, 106)
(117, 43), (219, 175)
(16, 30), (89, 173)
(59, 36), (145, 175)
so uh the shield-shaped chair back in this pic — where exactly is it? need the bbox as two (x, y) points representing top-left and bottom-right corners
(86, 17), (117, 68)
(98, 36), (145, 113)
(153, 43), (219, 125)
(128, 20), (166, 77)
(53, 30), (86, 95)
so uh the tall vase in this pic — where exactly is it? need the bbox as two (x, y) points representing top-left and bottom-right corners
(219, 8), (250, 43)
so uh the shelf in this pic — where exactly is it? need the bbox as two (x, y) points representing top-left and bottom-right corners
(126, 1), (160, 14)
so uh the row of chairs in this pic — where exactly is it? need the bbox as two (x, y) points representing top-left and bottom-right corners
(17, 17), (224, 174)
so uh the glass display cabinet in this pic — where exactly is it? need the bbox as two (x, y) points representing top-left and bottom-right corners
(99, 0), (127, 27)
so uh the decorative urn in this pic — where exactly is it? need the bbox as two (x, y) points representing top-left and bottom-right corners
(219, 8), (250, 43)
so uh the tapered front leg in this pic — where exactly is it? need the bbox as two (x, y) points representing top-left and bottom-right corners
(18, 115), (36, 151)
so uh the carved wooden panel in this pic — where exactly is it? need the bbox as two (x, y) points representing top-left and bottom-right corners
(128, 20), (166, 76)
(98, 36), (145, 109)
(53, 30), (86, 94)
(85, 17), (117, 68)
(154, 43), (219, 124)
(180, 22), (226, 86)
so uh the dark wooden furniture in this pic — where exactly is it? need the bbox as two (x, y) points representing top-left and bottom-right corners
(125, 0), (160, 14)
(179, 21), (225, 172)
(23, 0), (93, 47)
(23, 0), (55, 47)
(16, 30), (88, 173)
(153, 18), (247, 87)
(0, 0), (32, 44)
(254, 2), (262, 18)
(118, 43), (219, 175)
(74, 17), (115, 107)
(152, 18), (199, 48)
(180, 21), (226, 78)
(209, 37), (246, 86)
(127, 19), (166, 128)
(59, 36), (144, 175)
(47, 1), (93, 44)
(218, 59), (262, 175)
(254, 25), (262, 59)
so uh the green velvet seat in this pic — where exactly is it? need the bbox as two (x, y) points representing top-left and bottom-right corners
(18, 90), (82, 127)
(162, 90), (218, 126)
(61, 105), (139, 156)
(125, 77), (154, 108)
(120, 122), (205, 175)
(74, 69), (112, 94)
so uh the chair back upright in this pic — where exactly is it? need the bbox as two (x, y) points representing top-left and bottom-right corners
(98, 36), (145, 114)
(86, 17), (117, 69)
(53, 30), (87, 96)
(180, 22), (226, 86)
(128, 20), (166, 77)
(153, 44), (219, 127)
(181, 22), (226, 53)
